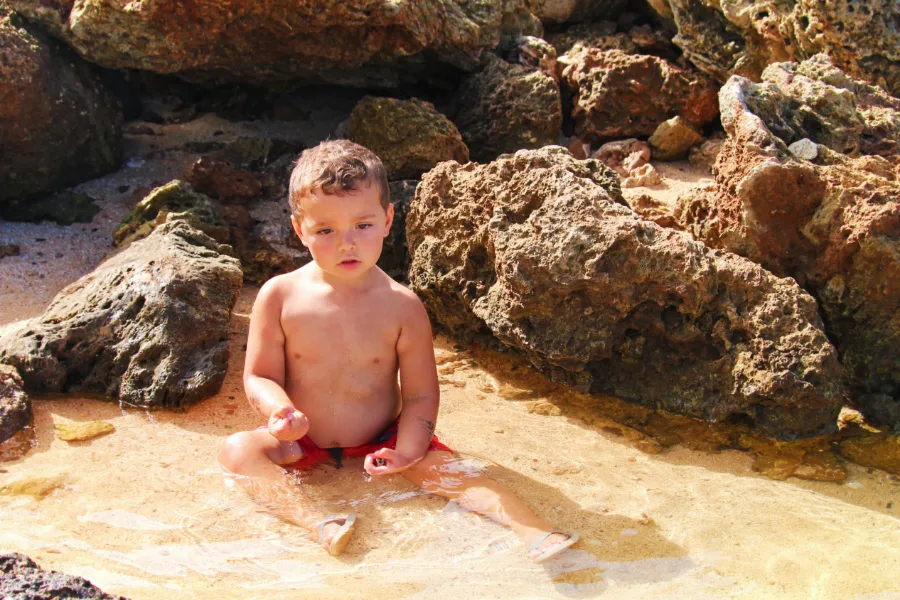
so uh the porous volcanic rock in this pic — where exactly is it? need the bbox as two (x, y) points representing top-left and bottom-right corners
(0, 553), (128, 600)
(558, 47), (718, 143)
(7, 0), (540, 87)
(650, 0), (900, 96)
(408, 147), (844, 439)
(0, 221), (242, 408)
(0, 364), (31, 444)
(675, 56), (900, 427)
(347, 96), (469, 180)
(0, 8), (121, 214)
(452, 53), (562, 163)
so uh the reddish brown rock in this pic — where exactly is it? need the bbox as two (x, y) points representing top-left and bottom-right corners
(0, 8), (121, 213)
(675, 57), (900, 426)
(7, 0), (541, 87)
(0, 365), (31, 444)
(558, 47), (718, 143)
(407, 147), (844, 439)
(186, 157), (264, 205)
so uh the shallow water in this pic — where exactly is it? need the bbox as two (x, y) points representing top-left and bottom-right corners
(1, 287), (899, 599)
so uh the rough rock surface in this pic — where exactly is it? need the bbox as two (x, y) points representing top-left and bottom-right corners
(7, 0), (540, 87)
(558, 47), (718, 143)
(0, 364), (31, 444)
(526, 0), (627, 25)
(0, 553), (128, 600)
(407, 147), (844, 439)
(380, 180), (419, 282)
(0, 8), (122, 213)
(0, 221), (242, 409)
(649, 116), (704, 160)
(650, 0), (900, 96)
(347, 96), (469, 180)
(452, 53), (562, 162)
(675, 56), (900, 426)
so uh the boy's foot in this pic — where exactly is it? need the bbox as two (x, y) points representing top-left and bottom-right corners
(317, 514), (357, 556)
(527, 531), (580, 563)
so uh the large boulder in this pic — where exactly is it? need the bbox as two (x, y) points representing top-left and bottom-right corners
(676, 56), (900, 427)
(558, 47), (718, 143)
(7, 0), (540, 87)
(407, 147), (844, 439)
(0, 8), (121, 214)
(347, 96), (469, 180)
(452, 53), (562, 162)
(0, 221), (242, 409)
(0, 364), (31, 444)
(650, 0), (900, 96)
(0, 553), (128, 600)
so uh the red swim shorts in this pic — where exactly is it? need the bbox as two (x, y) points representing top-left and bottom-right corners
(284, 417), (453, 471)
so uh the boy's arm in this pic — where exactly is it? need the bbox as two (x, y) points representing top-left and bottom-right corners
(365, 296), (439, 475)
(244, 279), (309, 441)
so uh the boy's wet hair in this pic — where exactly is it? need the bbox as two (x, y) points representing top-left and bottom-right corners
(288, 140), (390, 216)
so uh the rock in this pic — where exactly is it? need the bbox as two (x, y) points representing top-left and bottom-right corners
(547, 21), (635, 56)
(592, 138), (651, 177)
(7, 0), (540, 87)
(0, 9), (122, 213)
(452, 53), (562, 163)
(0, 221), (242, 408)
(378, 181), (419, 282)
(622, 163), (661, 187)
(0, 553), (129, 600)
(624, 194), (679, 229)
(0, 244), (20, 259)
(507, 35), (558, 80)
(1, 191), (101, 225)
(838, 425), (900, 475)
(185, 157), (264, 205)
(0, 364), (31, 444)
(407, 147), (844, 439)
(558, 47), (718, 143)
(648, 116), (704, 160)
(649, 0), (900, 96)
(788, 138), (818, 161)
(0, 476), (66, 499)
(54, 420), (115, 442)
(527, 0), (627, 25)
(688, 134), (725, 171)
(347, 97), (469, 180)
(675, 57), (900, 427)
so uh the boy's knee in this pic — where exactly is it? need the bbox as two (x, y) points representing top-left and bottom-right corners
(218, 431), (258, 474)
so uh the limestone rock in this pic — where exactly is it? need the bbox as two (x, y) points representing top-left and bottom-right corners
(649, 116), (704, 161)
(7, 0), (541, 87)
(347, 97), (469, 180)
(0, 8), (122, 213)
(0, 221), (242, 408)
(622, 163), (661, 188)
(675, 57), (900, 427)
(650, 0), (900, 96)
(0, 364), (31, 444)
(558, 47), (718, 143)
(452, 53), (562, 163)
(407, 147), (844, 439)
(0, 553), (128, 600)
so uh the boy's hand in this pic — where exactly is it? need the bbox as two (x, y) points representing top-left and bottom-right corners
(267, 405), (310, 441)
(364, 448), (420, 476)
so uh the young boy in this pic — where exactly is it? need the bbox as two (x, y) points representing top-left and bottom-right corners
(218, 140), (578, 560)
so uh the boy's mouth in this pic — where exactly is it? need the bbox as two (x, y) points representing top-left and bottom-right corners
(338, 258), (361, 268)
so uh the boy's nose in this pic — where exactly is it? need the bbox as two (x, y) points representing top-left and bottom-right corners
(339, 230), (357, 250)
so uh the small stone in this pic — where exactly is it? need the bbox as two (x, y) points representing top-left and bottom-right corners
(526, 400), (562, 416)
(623, 163), (661, 187)
(788, 138), (819, 161)
(649, 116), (704, 160)
(0, 475), (66, 499)
(54, 420), (115, 442)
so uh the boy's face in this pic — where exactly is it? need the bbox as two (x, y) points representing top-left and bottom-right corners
(291, 181), (394, 280)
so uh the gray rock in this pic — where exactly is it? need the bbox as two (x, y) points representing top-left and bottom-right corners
(0, 553), (129, 600)
(0, 221), (243, 408)
(0, 364), (31, 444)
(788, 138), (818, 161)
(407, 147), (844, 439)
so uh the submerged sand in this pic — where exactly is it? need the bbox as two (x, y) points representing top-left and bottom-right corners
(1, 124), (899, 598)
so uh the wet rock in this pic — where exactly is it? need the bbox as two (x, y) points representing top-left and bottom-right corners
(0, 476), (66, 500)
(185, 157), (264, 205)
(0, 8), (122, 211)
(0, 221), (242, 408)
(407, 147), (844, 439)
(0, 553), (128, 600)
(54, 420), (115, 442)
(347, 97), (469, 180)
(0, 364), (31, 444)
(648, 116), (704, 161)
(2, 191), (101, 225)
(379, 180), (419, 282)
(558, 47), (718, 143)
(838, 424), (900, 475)
(452, 53), (562, 163)
(675, 57), (900, 427)
(649, 0), (900, 96)
(7, 0), (540, 87)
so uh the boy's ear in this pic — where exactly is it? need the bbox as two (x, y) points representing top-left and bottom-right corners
(383, 203), (395, 237)
(290, 215), (308, 247)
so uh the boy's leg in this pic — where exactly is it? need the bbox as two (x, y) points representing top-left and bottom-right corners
(402, 451), (574, 559)
(218, 430), (352, 553)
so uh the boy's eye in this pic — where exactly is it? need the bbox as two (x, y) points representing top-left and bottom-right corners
(317, 228), (333, 235)
(357, 223), (372, 230)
